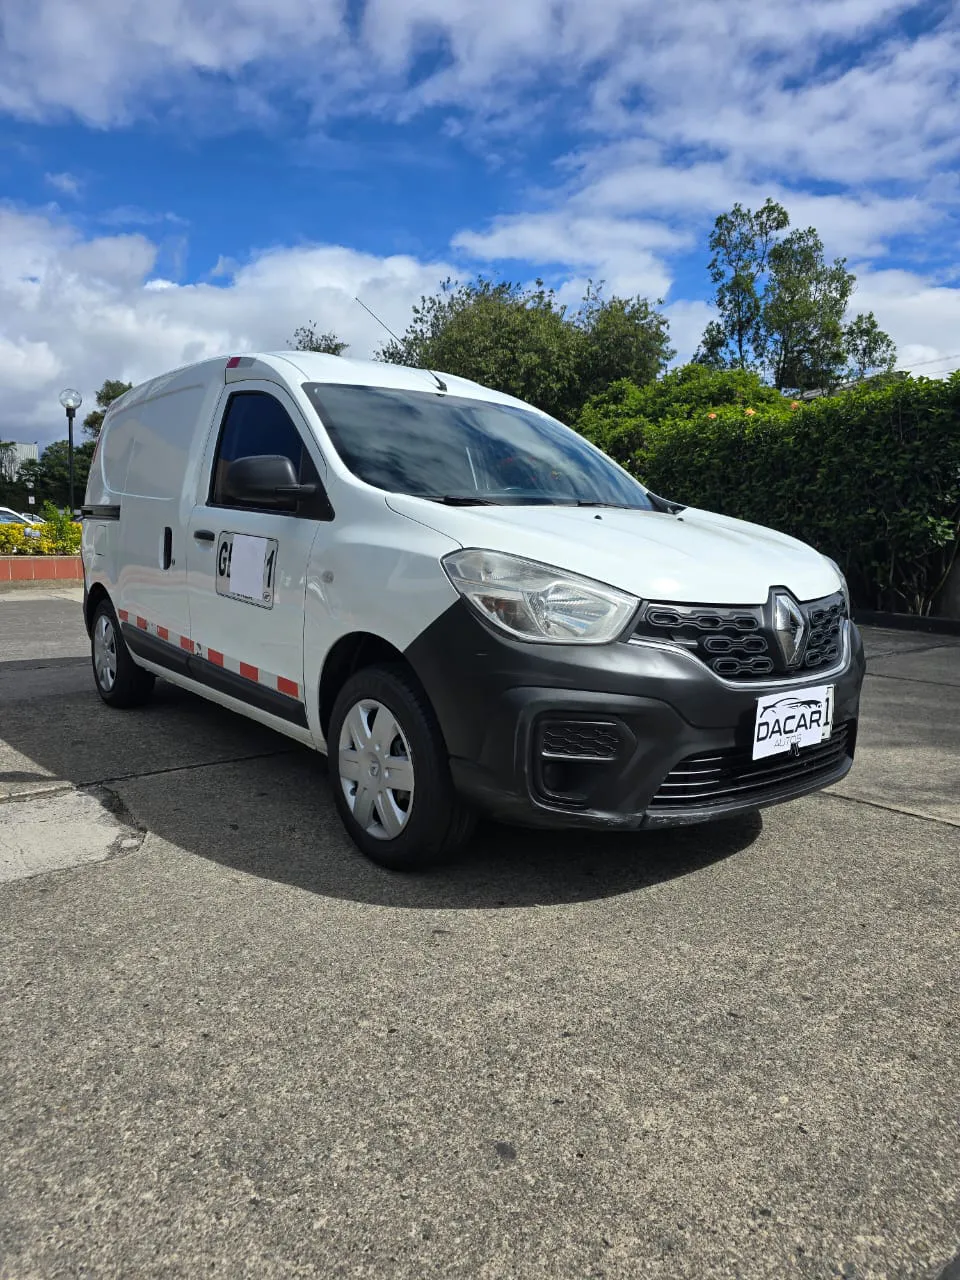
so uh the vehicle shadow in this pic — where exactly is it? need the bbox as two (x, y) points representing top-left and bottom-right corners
(0, 666), (763, 910)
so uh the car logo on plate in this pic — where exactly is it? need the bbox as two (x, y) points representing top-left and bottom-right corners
(773, 592), (806, 667)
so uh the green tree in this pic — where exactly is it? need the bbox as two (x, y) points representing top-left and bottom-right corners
(377, 277), (581, 419)
(19, 441), (96, 509)
(83, 379), (133, 439)
(844, 311), (898, 381)
(290, 324), (349, 355)
(762, 228), (855, 393)
(574, 283), (675, 403)
(693, 320), (728, 370)
(701, 199), (790, 370)
(699, 200), (896, 393)
(376, 276), (672, 422)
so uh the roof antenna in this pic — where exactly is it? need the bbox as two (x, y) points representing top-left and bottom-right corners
(354, 296), (447, 392)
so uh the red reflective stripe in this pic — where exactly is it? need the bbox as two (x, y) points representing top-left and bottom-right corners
(115, 613), (276, 684)
(277, 677), (299, 698)
(226, 356), (241, 369)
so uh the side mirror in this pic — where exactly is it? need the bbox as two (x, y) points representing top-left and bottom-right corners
(222, 454), (317, 511)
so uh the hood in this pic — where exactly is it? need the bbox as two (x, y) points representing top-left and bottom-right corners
(386, 496), (841, 605)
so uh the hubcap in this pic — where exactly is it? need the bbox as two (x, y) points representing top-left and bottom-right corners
(93, 614), (118, 692)
(338, 698), (415, 841)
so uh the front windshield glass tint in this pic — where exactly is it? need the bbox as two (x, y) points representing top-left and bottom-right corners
(302, 383), (652, 509)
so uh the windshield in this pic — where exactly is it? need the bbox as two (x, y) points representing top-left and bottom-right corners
(302, 383), (653, 509)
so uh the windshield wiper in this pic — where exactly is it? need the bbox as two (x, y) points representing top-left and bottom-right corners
(572, 500), (637, 509)
(426, 494), (497, 506)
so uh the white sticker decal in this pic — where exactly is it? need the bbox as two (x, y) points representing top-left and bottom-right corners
(215, 532), (278, 608)
(229, 534), (269, 601)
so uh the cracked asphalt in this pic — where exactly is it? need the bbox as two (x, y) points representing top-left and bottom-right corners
(1, 587), (958, 1280)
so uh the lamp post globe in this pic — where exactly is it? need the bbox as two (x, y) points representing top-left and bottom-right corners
(59, 388), (83, 514)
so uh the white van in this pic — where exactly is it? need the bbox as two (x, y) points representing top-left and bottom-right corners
(82, 352), (864, 869)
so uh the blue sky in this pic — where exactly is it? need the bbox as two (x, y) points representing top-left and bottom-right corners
(1, 0), (959, 442)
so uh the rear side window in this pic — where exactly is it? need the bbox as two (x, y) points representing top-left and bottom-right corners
(210, 392), (317, 507)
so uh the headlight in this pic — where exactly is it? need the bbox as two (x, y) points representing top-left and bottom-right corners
(825, 557), (851, 616)
(442, 549), (638, 644)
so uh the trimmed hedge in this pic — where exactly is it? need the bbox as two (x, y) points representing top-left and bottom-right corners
(577, 371), (960, 615)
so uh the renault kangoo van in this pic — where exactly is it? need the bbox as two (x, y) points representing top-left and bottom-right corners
(82, 353), (864, 869)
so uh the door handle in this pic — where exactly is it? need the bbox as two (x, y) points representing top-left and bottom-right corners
(194, 529), (216, 542)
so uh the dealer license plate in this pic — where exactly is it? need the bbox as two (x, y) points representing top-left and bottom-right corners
(752, 683), (835, 761)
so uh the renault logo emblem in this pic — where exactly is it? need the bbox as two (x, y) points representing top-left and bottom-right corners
(773, 592), (806, 667)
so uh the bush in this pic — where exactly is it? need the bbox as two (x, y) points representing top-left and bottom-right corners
(0, 525), (27, 555)
(577, 364), (792, 459)
(0, 505), (82, 556)
(37, 503), (82, 555)
(577, 371), (960, 615)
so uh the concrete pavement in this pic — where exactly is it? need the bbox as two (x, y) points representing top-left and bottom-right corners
(1, 587), (958, 1279)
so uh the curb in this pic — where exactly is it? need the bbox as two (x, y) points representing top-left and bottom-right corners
(854, 610), (960, 637)
(0, 580), (84, 595)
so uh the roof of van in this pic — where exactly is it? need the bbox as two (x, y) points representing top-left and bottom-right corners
(107, 351), (537, 418)
(261, 351), (527, 407)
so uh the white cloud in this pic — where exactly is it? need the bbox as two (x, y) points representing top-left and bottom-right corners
(851, 267), (960, 376)
(452, 213), (686, 297)
(98, 206), (188, 228)
(663, 300), (717, 366)
(0, 206), (453, 444)
(0, 0), (346, 127)
(0, 0), (948, 156)
(44, 171), (82, 198)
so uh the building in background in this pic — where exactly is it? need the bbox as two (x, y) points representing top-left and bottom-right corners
(0, 441), (39, 481)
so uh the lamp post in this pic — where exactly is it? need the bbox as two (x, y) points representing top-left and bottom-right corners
(58, 389), (83, 514)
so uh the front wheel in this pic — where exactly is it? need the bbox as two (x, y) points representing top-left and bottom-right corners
(91, 599), (155, 708)
(327, 664), (475, 871)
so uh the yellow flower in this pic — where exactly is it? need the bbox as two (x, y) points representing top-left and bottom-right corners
(707, 412), (717, 420)
(790, 400), (800, 409)
(745, 407), (756, 416)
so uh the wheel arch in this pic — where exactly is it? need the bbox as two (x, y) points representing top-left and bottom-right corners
(318, 631), (409, 738)
(84, 581), (111, 635)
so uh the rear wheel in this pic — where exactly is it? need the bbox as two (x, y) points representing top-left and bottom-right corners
(328, 664), (475, 870)
(91, 599), (155, 708)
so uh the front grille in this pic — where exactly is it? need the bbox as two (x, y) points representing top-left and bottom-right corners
(801, 597), (845, 671)
(540, 720), (621, 760)
(632, 590), (847, 682)
(647, 722), (852, 813)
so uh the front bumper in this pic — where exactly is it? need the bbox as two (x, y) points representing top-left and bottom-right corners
(404, 602), (866, 831)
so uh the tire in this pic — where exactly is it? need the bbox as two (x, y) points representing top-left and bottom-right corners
(91, 598), (156, 708)
(328, 663), (476, 871)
